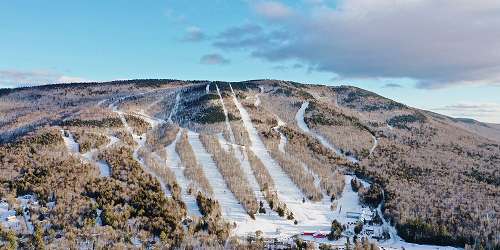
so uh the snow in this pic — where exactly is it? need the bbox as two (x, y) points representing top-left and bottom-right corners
(165, 130), (202, 217)
(17, 195), (35, 234)
(106, 134), (120, 147)
(60, 128), (120, 178)
(273, 116), (287, 153)
(254, 86), (263, 107)
(168, 92), (181, 124)
(206, 83), (210, 94)
(96, 160), (111, 177)
(229, 84), (339, 234)
(96, 99), (108, 107)
(110, 92), (174, 199)
(60, 130), (79, 154)
(0, 201), (19, 230)
(187, 131), (248, 221)
(296, 101), (358, 163)
(216, 84), (236, 144)
(134, 111), (165, 128)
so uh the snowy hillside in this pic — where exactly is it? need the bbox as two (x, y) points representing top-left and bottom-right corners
(0, 79), (497, 249)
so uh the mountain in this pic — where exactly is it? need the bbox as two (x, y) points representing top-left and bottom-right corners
(451, 118), (500, 143)
(0, 79), (498, 249)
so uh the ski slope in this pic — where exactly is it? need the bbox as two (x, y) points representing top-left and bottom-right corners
(60, 130), (79, 154)
(165, 130), (202, 217)
(296, 101), (358, 163)
(187, 131), (247, 220)
(272, 117), (287, 153)
(167, 92), (180, 124)
(216, 84), (236, 144)
(229, 84), (337, 232)
(254, 86), (263, 107)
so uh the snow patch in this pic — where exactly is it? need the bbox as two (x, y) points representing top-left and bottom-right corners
(96, 160), (111, 177)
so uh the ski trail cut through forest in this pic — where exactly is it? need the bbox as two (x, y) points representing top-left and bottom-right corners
(111, 92), (173, 197)
(216, 84), (236, 144)
(165, 130), (202, 217)
(272, 116), (287, 153)
(60, 130), (80, 154)
(254, 86), (263, 107)
(229, 83), (332, 225)
(187, 131), (248, 221)
(296, 101), (358, 163)
(167, 92), (181, 124)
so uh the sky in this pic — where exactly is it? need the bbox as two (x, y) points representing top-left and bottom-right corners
(1, 0), (499, 123)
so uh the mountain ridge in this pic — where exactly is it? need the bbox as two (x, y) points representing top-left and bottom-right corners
(0, 79), (498, 249)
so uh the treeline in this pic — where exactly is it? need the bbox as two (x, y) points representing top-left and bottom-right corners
(60, 118), (123, 128)
(124, 114), (150, 135)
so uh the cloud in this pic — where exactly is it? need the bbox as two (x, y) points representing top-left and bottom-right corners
(292, 63), (304, 69)
(252, 1), (294, 20)
(0, 69), (89, 88)
(433, 102), (500, 123)
(383, 83), (403, 88)
(271, 65), (287, 71)
(199, 54), (230, 65)
(215, 0), (500, 89)
(181, 26), (206, 42)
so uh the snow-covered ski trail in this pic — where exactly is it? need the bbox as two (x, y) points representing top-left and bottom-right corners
(229, 84), (335, 229)
(60, 130), (80, 154)
(187, 131), (247, 220)
(60, 129), (116, 177)
(205, 83), (210, 94)
(254, 86), (263, 107)
(272, 116), (287, 153)
(165, 130), (202, 217)
(195, 131), (310, 237)
(110, 93), (175, 198)
(215, 84), (236, 144)
(96, 98), (108, 107)
(296, 101), (358, 163)
(167, 92), (181, 124)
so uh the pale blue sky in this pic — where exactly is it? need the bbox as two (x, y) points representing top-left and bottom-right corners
(1, 0), (499, 123)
